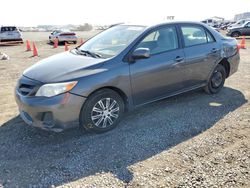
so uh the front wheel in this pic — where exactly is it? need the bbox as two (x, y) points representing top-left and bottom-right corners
(204, 64), (226, 94)
(80, 89), (125, 133)
(231, 31), (240, 38)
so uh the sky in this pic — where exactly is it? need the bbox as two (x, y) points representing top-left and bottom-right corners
(1, 0), (250, 26)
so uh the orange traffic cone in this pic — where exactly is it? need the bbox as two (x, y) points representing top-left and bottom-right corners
(32, 42), (38, 57)
(53, 38), (58, 48)
(80, 38), (84, 45)
(64, 42), (69, 51)
(240, 36), (246, 49)
(26, 40), (31, 51)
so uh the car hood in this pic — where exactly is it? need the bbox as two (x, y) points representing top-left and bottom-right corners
(23, 51), (107, 83)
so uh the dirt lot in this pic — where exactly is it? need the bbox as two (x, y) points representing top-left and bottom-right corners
(0, 32), (250, 187)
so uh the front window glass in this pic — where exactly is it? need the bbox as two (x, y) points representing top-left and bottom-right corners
(245, 22), (250, 27)
(136, 26), (178, 55)
(79, 25), (145, 58)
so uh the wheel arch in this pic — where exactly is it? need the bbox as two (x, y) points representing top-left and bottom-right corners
(86, 86), (131, 111)
(219, 58), (230, 78)
(231, 30), (241, 37)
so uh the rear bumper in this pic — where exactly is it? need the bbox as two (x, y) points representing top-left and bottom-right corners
(0, 38), (23, 43)
(58, 36), (77, 42)
(15, 89), (86, 132)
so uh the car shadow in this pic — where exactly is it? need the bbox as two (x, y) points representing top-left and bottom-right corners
(0, 87), (247, 187)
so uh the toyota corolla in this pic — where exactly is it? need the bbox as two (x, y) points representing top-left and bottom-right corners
(15, 22), (240, 133)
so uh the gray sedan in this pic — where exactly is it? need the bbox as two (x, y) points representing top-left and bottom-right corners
(15, 22), (240, 133)
(227, 21), (250, 37)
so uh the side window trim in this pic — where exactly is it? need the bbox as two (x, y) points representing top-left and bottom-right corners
(205, 29), (216, 43)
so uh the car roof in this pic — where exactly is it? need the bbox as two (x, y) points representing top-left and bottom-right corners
(119, 21), (224, 40)
(121, 21), (207, 28)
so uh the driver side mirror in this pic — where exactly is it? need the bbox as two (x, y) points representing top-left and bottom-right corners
(132, 48), (150, 60)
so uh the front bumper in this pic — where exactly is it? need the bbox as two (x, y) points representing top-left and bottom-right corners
(15, 89), (86, 132)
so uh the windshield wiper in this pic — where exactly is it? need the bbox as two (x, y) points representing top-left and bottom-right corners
(75, 48), (102, 58)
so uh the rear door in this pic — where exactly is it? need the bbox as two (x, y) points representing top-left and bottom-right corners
(178, 24), (221, 88)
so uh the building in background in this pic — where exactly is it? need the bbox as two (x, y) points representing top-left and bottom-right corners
(234, 12), (250, 21)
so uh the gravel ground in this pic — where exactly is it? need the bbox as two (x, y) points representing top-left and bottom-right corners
(0, 33), (250, 187)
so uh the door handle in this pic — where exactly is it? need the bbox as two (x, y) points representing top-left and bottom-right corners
(175, 56), (184, 62)
(211, 48), (218, 53)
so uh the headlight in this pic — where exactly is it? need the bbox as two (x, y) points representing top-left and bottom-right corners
(36, 81), (77, 97)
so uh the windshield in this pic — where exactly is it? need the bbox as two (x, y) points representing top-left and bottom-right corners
(78, 25), (145, 58)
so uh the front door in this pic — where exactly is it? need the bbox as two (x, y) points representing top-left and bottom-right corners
(129, 25), (186, 105)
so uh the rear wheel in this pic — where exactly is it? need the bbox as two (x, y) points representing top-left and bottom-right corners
(204, 64), (226, 94)
(80, 89), (125, 133)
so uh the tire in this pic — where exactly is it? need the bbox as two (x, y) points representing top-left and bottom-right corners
(204, 64), (226, 94)
(231, 31), (240, 38)
(79, 89), (125, 133)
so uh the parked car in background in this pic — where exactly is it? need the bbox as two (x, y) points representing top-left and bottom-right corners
(49, 30), (77, 44)
(228, 19), (250, 29)
(15, 22), (240, 133)
(220, 22), (235, 30)
(201, 19), (218, 27)
(0, 26), (23, 43)
(227, 21), (250, 37)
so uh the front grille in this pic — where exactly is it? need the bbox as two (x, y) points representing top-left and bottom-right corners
(17, 76), (42, 96)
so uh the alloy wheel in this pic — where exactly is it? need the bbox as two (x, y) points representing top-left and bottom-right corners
(91, 98), (119, 128)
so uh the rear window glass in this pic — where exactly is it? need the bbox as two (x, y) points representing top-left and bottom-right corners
(1, 27), (17, 32)
(206, 31), (215, 43)
(181, 26), (215, 47)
